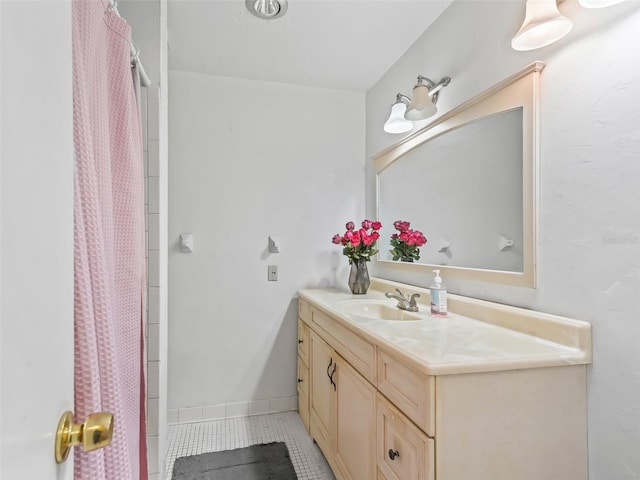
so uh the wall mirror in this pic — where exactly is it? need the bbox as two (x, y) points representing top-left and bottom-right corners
(373, 62), (544, 287)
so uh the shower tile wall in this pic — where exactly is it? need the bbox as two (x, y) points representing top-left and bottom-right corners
(143, 85), (162, 479)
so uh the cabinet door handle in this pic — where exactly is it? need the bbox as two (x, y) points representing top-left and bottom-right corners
(330, 363), (337, 391)
(388, 449), (400, 460)
(298, 339), (304, 344)
(297, 378), (304, 383)
(327, 357), (333, 380)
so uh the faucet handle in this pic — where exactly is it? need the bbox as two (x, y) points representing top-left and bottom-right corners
(395, 288), (406, 299)
(409, 293), (420, 307)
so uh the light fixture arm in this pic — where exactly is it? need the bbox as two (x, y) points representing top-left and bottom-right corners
(394, 93), (412, 106)
(415, 75), (451, 105)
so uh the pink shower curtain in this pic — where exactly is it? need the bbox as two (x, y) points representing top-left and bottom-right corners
(73, 1), (147, 479)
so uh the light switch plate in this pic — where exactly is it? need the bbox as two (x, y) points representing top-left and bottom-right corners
(268, 265), (278, 281)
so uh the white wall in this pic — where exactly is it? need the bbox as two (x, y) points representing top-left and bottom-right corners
(366, 1), (640, 478)
(168, 71), (365, 418)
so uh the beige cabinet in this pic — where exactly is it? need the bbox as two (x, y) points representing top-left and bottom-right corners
(297, 295), (588, 480)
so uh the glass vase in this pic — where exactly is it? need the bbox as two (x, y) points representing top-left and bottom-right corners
(348, 258), (370, 295)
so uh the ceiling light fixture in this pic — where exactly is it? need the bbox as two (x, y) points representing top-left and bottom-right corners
(245, 0), (288, 20)
(511, 0), (573, 51)
(384, 75), (451, 133)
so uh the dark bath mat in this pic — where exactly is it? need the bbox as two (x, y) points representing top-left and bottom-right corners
(171, 441), (298, 480)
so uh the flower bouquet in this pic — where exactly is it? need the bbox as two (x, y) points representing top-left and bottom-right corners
(390, 220), (427, 262)
(332, 219), (382, 294)
(332, 219), (382, 263)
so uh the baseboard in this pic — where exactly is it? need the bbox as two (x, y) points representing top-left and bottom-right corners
(168, 395), (299, 425)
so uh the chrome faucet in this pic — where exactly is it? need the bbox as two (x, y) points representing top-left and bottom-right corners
(385, 289), (420, 312)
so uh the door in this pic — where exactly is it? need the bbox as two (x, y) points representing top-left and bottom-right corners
(334, 354), (376, 480)
(309, 331), (335, 457)
(1, 1), (75, 479)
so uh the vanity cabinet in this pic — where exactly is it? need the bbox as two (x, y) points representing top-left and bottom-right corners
(297, 288), (589, 480)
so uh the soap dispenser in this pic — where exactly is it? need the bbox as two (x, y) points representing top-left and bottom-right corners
(430, 270), (448, 317)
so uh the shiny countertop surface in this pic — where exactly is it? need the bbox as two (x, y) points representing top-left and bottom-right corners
(299, 284), (592, 375)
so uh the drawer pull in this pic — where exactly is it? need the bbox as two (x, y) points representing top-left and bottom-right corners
(388, 449), (400, 460)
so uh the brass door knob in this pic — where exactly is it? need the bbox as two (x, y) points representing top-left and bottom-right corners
(55, 411), (114, 464)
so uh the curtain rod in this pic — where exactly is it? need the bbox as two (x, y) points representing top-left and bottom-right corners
(108, 0), (152, 87)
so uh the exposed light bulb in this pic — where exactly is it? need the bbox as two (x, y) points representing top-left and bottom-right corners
(254, 0), (280, 18)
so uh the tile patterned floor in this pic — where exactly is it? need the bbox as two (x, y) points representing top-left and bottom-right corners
(165, 411), (336, 480)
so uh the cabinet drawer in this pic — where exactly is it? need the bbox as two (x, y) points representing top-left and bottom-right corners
(299, 298), (311, 323)
(297, 357), (310, 433)
(377, 394), (434, 480)
(312, 307), (376, 383)
(377, 349), (435, 437)
(298, 319), (310, 366)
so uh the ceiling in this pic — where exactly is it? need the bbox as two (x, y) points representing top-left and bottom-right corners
(167, 0), (453, 92)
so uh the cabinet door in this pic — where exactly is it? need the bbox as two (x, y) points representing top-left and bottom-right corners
(310, 331), (335, 456)
(334, 354), (377, 480)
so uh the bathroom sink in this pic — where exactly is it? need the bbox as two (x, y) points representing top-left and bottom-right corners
(339, 300), (421, 321)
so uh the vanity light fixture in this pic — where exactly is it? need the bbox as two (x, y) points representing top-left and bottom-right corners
(405, 75), (451, 121)
(384, 75), (451, 133)
(383, 94), (413, 134)
(245, 0), (288, 20)
(511, 0), (573, 51)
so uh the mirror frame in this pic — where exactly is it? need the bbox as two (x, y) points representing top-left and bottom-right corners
(372, 62), (544, 288)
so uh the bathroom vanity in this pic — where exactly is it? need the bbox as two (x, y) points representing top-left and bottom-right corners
(296, 277), (591, 480)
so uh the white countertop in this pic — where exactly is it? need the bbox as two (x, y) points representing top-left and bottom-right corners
(299, 284), (591, 375)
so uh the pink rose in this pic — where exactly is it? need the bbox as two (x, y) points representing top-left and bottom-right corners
(332, 234), (342, 244)
(394, 220), (410, 232)
(399, 231), (410, 242)
(391, 233), (398, 240)
(345, 230), (354, 241)
(345, 221), (355, 231)
(362, 220), (372, 229)
(350, 231), (361, 246)
(371, 231), (380, 241)
(414, 232), (427, 246)
(372, 221), (382, 230)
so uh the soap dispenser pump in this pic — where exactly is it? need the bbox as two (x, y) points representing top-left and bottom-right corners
(430, 269), (448, 317)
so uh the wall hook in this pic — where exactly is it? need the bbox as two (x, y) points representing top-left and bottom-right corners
(180, 233), (194, 253)
(438, 237), (451, 253)
(499, 235), (514, 251)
